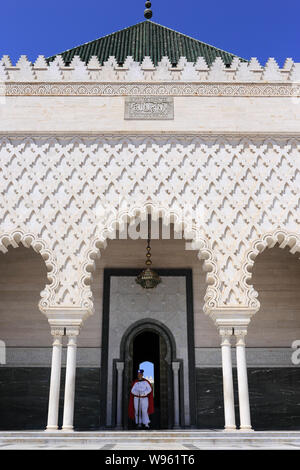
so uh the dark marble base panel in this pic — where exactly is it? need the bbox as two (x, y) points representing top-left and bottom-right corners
(0, 368), (101, 431)
(0, 368), (50, 431)
(195, 368), (225, 429)
(246, 368), (300, 430)
(196, 368), (300, 430)
(0, 367), (300, 430)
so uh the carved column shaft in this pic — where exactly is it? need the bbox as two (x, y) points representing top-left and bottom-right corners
(62, 327), (79, 431)
(172, 362), (180, 429)
(116, 362), (124, 429)
(219, 328), (236, 431)
(235, 328), (252, 431)
(46, 328), (64, 431)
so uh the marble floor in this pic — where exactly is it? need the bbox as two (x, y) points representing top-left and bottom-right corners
(0, 430), (300, 450)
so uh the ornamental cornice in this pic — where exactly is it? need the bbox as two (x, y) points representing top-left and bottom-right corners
(2, 82), (300, 98)
(0, 134), (299, 145)
(209, 308), (258, 327)
(44, 307), (91, 327)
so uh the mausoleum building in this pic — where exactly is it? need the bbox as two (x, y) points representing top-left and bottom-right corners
(0, 18), (300, 433)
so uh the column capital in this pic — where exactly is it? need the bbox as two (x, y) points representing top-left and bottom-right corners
(234, 327), (248, 338)
(218, 327), (233, 338)
(50, 327), (65, 337)
(65, 326), (80, 337)
(172, 362), (180, 372)
(116, 361), (124, 372)
(234, 327), (248, 347)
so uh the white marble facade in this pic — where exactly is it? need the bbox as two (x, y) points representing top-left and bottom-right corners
(0, 53), (300, 431)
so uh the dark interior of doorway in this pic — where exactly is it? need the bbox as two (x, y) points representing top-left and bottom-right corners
(132, 331), (161, 429)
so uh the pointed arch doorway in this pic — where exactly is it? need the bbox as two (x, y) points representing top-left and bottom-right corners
(122, 322), (175, 429)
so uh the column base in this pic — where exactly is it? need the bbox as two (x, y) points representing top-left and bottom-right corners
(239, 426), (254, 432)
(45, 426), (60, 432)
(224, 426), (237, 431)
(62, 426), (74, 432)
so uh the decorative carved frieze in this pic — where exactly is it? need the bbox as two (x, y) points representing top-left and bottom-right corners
(2, 82), (300, 98)
(0, 135), (299, 318)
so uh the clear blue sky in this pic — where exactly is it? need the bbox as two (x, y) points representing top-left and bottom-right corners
(0, 0), (299, 66)
(140, 361), (154, 380)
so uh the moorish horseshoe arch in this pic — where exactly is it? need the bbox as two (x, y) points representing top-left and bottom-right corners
(81, 204), (220, 315)
(119, 319), (182, 429)
(0, 230), (58, 313)
(242, 229), (300, 312)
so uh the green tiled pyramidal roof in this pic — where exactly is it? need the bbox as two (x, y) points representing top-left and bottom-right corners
(47, 20), (245, 66)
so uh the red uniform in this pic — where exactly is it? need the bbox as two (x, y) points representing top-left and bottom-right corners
(128, 378), (154, 421)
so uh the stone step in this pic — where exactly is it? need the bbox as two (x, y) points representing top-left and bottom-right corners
(1, 431), (300, 450)
(1, 430), (300, 437)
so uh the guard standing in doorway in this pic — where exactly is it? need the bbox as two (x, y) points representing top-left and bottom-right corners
(128, 369), (154, 429)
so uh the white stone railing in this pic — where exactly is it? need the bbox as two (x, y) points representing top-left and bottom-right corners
(0, 54), (300, 83)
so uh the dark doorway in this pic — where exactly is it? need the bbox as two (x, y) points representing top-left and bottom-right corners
(102, 269), (196, 430)
(132, 331), (160, 429)
(127, 329), (171, 429)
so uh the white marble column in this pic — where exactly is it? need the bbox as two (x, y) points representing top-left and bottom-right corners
(172, 362), (180, 429)
(219, 328), (236, 431)
(62, 327), (79, 431)
(46, 328), (64, 431)
(116, 362), (124, 429)
(235, 328), (252, 431)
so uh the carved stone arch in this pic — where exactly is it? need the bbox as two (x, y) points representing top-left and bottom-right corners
(120, 318), (180, 429)
(242, 229), (300, 311)
(0, 230), (59, 313)
(120, 318), (177, 361)
(80, 204), (220, 314)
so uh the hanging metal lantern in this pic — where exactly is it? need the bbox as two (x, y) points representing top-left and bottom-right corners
(136, 215), (161, 289)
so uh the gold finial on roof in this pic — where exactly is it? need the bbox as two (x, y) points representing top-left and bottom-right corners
(144, 1), (153, 19)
